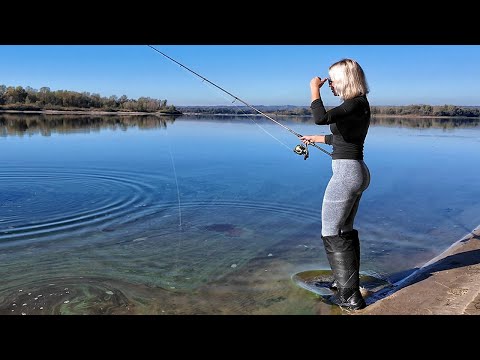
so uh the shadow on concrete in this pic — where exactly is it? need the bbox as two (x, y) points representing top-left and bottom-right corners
(368, 248), (480, 305)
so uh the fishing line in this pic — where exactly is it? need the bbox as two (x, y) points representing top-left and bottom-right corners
(146, 45), (332, 158)
(164, 128), (183, 287)
(200, 81), (292, 151)
(148, 46), (290, 150)
(151, 55), (289, 150)
(164, 129), (182, 229)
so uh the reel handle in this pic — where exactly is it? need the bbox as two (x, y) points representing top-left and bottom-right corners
(293, 144), (309, 160)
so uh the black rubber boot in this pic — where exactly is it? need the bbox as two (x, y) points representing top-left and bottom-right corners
(322, 234), (366, 310)
(330, 229), (360, 290)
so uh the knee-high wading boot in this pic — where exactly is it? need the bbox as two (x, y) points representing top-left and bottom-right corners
(329, 229), (360, 290)
(322, 233), (366, 310)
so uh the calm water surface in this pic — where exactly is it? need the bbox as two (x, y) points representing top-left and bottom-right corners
(1, 114), (479, 314)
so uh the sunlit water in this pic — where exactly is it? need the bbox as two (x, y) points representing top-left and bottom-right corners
(1, 113), (479, 315)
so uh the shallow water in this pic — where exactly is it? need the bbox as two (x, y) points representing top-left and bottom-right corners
(1, 114), (479, 314)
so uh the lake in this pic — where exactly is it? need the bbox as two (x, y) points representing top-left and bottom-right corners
(0, 113), (479, 315)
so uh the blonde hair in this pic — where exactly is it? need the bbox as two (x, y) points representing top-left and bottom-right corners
(329, 58), (369, 100)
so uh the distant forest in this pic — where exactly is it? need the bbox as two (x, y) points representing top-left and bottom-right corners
(0, 85), (181, 114)
(1, 84), (478, 118)
(178, 104), (480, 118)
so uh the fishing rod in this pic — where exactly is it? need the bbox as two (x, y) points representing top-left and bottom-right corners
(146, 45), (332, 159)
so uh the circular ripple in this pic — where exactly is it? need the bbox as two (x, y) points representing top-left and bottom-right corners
(168, 199), (320, 222)
(0, 167), (175, 244)
(0, 167), (321, 248)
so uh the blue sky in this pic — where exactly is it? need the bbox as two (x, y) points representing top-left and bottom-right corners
(1, 45), (479, 107)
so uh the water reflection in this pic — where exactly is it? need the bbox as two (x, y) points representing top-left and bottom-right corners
(370, 116), (479, 129)
(1, 113), (479, 137)
(177, 114), (480, 129)
(0, 113), (180, 136)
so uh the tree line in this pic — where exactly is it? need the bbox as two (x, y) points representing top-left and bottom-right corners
(0, 84), (181, 114)
(371, 104), (480, 117)
(179, 104), (480, 117)
(2, 84), (478, 118)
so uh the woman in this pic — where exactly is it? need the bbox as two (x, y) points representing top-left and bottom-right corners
(300, 58), (371, 310)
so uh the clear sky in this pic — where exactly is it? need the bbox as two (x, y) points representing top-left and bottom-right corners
(1, 45), (479, 107)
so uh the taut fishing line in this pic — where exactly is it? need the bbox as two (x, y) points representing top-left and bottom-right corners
(191, 76), (292, 152)
(199, 80), (292, 151)
(164, 129), (182, 229)
(146, 45), (332, 159)
(164, 128), (183, 286)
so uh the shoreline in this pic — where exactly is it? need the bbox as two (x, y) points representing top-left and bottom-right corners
(0, 109), (181, 116)
(1, 109), (478, 120)
(179, 112), (479, 120)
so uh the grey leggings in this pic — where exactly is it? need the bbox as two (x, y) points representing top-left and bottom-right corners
(321, 160), (370, 237)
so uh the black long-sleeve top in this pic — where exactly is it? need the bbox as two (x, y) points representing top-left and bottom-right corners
(311, 95), (370, 160)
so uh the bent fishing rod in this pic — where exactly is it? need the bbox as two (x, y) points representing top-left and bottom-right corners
(146, 45), (332, 159)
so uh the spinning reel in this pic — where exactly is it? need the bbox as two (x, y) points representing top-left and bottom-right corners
(293, 143), (309, 160)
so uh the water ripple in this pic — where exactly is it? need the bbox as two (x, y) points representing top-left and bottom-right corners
(0, 167), (320, 247)
(0, 167), (172, 244)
